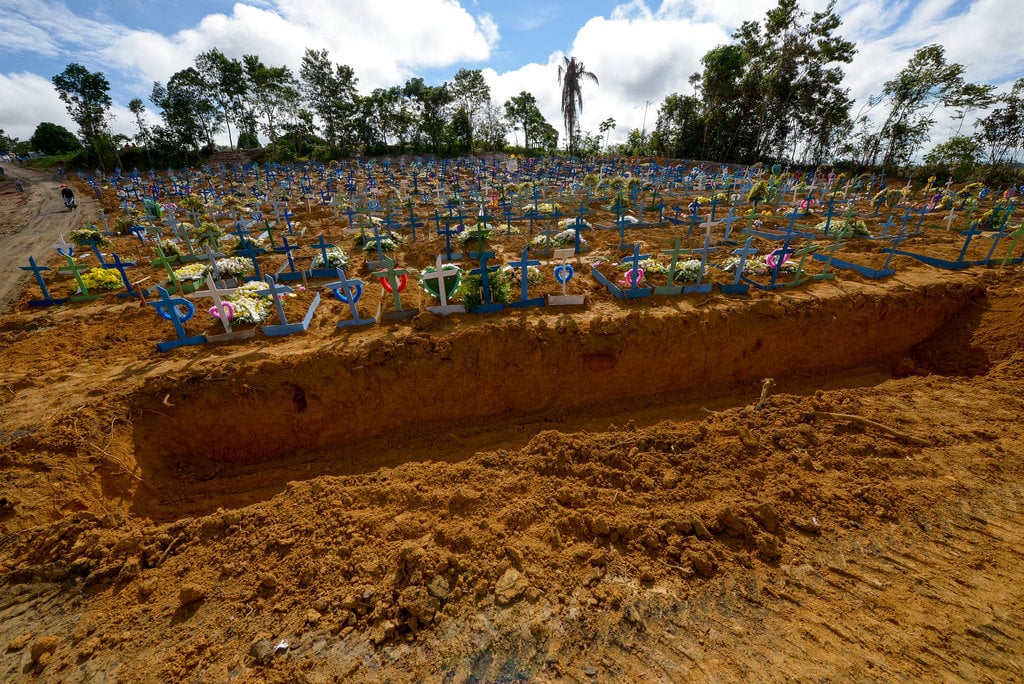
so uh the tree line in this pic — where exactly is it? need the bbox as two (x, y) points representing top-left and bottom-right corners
(3, 0), (1020, 181)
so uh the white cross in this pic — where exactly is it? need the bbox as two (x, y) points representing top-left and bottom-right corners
(945, 208), (957, 232)
(192, 273), (238, 334)
(53, 233), (74, 256)
(420, 254), (461, 307)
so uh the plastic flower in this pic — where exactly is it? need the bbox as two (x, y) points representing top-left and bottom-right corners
(310, 246), (351, 270)
(227, 281), (275, 325)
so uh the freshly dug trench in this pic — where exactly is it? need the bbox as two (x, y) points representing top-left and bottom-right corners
(130, 280), (982, 467)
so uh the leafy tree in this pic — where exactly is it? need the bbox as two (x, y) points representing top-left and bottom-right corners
(194, 49), (247, 149)
(402, 78), (452, 154)
(299, 49), (360, 153)
(0, 129), (19, 153)
(450, 68), (490, 151)
(557, 56), (598, 155)
(869, 44), (973, 170)
(30, 122), (81, 155)
(504, 91), (547, 151)
(128, 98), (150, 147)
(652, 0), (854, 165)
(242, 55), (299, 146)
(152, 68), (219, 155)
(922, 135), (982, 182)
(475, 102), (509, 152)
(599, 117), (616, 151)
(652, 93), (706, 159)
(729, 0), (855, 163)
(974, 78), (1024, 171)
(51, 63), (114, 167)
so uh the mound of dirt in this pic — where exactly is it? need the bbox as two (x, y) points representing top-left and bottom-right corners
(0, 163), (1022, 682)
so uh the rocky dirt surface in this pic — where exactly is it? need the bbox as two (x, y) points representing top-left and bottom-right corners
(0, 162), (1022, 682)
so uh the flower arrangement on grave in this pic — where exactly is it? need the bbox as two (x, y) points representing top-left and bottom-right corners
(607, 189), (629, 213)
(958, 182), (983, 208)
(721, 255), (797, 276)
(222, 195), (246, 212)
(69, 224), (110, 247)
(747, 181), (769, 205)
(158, 238), (182, 257)
(558, 217), (591, 230)
(213, 256), (254, 279)
(535, 202), (560, 214)
(177, 195), (204, 212)
(973, 207), (1008, 231)
(355, 229), (402, 253)
(457, 269), (512, 311)
(871, 188), (900, 212)
(501, 263), (542, 287)
(227, 281), (275, 325)
(78, 267), (122, 292)
(193, 221), (223, 248)
(310, 246), (351, 270)
(173, 262), (207, 282)
(814, 216), (869, 238)
(457, 223), (494, 244)
(354, 214), (384, 229)
(530, 229), (586, 249)
(113, 210), (144, 235)
(671, 259), (704, 284)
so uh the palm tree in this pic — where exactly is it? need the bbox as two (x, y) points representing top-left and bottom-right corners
(558, 56), (599, 155)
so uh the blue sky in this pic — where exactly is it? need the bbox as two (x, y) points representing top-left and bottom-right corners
(2, 0), (1022, 152)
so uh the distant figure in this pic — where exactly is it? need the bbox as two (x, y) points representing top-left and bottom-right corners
(60, 184), (76, 210)
(14, 179), (24, 193)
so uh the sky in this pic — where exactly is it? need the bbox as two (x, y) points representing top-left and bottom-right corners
(1, 0), (1023, 154)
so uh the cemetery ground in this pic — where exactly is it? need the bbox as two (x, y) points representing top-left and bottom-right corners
(0, 161), (1023, 682)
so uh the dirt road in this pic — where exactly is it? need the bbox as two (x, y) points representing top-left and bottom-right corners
(0, 164), (97, 314)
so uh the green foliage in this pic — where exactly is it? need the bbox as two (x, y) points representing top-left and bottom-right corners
(30, 122), (81, 155)
(458, 269), (512, 312)
(52, 63), (114, 168)
(815, 216), (869, 237)
(653, 0), (855, 164)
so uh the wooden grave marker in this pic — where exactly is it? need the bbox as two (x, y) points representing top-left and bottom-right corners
(547, 247), (585, 307)
(256, 275), (320, 336)
(421, 254), (464, 316)
(149, 285), (205, 352)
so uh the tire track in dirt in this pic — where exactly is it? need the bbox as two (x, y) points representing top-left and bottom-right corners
(0, 165), (97, 314)
(540, 484), (1024, 682)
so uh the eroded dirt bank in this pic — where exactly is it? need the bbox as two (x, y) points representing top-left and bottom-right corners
(0, 269), (1021, 682)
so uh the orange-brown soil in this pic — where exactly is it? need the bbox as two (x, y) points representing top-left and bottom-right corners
(0, 162), (1022, 682)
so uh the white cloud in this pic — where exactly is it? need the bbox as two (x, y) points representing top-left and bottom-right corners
(2, 0), (1023, 156)
(0, 71), (74, 140)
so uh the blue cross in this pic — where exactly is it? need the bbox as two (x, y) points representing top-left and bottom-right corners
(106, 253), (138, 296)
(507, 247), (543, 307)
(275, 235), (303, 276)
(20, 256), (65, 305)
(437, 218), (461, 261)
(729, 237), (759, 288)
(256, 275), (294, 325)
(956, 225), (985, 263)
(719, 208), (740, 242)
(405, 204), (423, 241)
(233, 241), (265, 281)
(149, 285), (205, 351)
(467, 250), (503, 312)
(621, 244), (651, 292)
(311, 234), (334, 269)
